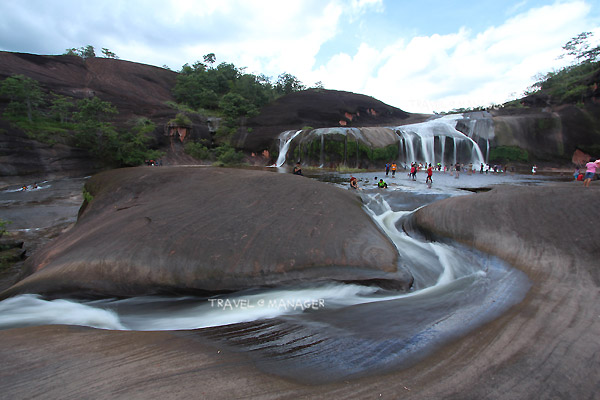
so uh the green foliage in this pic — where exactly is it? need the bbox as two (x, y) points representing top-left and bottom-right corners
(371, 145), (399, 162)
(169, 112), (192, 127)
(525, 32), (600, 105)
(560, 32), (600, 64)
(214, 144), (244, 165)
(173, 53), (306, 136)
(82, 188), (94, 204)
(0, 75), (162, 168)
(0, 219), (10, 237)
(0, 74), (45, 122)
(49, 93), (75, 123)
(275, 73), (306, 95)
(101, 118), (162, 167)
(219, 92), (259, 125)
(184, 141), (212, 160)
(101, 48), (118, 59)
(64, 45), (96, 58)
(489, 146), (529, 162)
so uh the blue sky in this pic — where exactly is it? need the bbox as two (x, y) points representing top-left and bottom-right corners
(1, 0), (599, 113)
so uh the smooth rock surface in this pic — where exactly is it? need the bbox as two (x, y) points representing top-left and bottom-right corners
(1, 167), (407, 298)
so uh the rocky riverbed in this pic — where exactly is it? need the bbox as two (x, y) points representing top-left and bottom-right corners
(0, 167), (598, 399)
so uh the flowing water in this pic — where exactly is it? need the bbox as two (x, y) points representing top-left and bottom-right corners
(274, 113), (494, 167)
(0, 177), (531, 334)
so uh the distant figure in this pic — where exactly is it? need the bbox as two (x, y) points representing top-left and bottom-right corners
(455, 163), (461, 179)
(350, 176), (359, 189)
(293, 163), (303, 176)
(391, 162), (397, 177)
(385, 163), (390, 176)
(378, 179), (388, 188)
(21, 185), (27, 191)
(532, 165), (537, 175)
(410, 163), (417, 181)
(573, 167), (580, 180)
(480, 163), (484, 174)
(426, 164), (433, 185)
(583, 159), (598, 187)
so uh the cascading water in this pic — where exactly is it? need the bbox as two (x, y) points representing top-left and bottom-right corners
(394, 115), (486, 167)
(273, 129), (302, 167)
(0, 185), (529, 333)
(273, 114), (490, 168)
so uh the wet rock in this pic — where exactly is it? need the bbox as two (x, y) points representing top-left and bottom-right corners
(1, 167), (410, 298)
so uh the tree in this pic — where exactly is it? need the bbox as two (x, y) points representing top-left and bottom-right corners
(203, 53), (216, 65)
(219, 92), (258, 123)
(0, 74), (45, 122)
(49, 94), (74, 123)
(72, 96), (118, 155)
(101, 48), (119, 59)
(104, 118), (161, 166)
(275, 73), (305, 95)
(560, 32), (600, 63)
(63, 45), (96, 59)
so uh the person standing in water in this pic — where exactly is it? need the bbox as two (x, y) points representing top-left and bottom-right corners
(426, 164), (433, 186)
(454, 162), (461, 179)
(583, 158), (599, 187)
(391, 162), (397, 177)
(385, 163), (390, 176)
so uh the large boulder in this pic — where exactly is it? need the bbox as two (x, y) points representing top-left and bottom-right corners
(236, 89), (427, 153)
(1, 167), (409, 298)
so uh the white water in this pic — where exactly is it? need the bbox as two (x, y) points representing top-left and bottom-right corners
(2, 181), (51, 193)
(395, 115), (485, 166)
(274, 114), (488, 168)
(273, 129), (302, 167)
(0, 188), (502, 332)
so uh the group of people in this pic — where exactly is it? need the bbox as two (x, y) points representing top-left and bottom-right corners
(408, 162), (435, 184)
(20, 183), (39, 191)
(384, 162), (398, 177)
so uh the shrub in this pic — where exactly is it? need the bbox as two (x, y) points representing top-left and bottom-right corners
(184, 142), (212, 160)
(489, 146), (529, 162)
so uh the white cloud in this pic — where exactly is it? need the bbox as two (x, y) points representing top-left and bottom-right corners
(318, 0), (597, 113)
(0, 0), (598, 114)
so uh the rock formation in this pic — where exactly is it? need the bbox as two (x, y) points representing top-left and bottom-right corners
(0, 167), (411, 298)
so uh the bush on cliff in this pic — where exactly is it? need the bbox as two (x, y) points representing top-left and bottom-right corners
(0, 75), (162, 167)
(525, 32), (600, 105)
(489, 146), (529, 163)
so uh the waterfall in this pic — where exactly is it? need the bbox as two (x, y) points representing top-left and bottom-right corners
(274, 130), (302, 167)
(394, 115), (485, 166)
(453, 138), (458, 165)
(440, 136), (446, 167)
(273, 114), (488, 168)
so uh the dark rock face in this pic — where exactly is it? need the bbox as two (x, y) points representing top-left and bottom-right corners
(237, 89), (424, 152)
(0, 123), (101, 180)
(490, 102), (600, 162)
(1, 167), (409, 298)
(0, 52), (212, 179)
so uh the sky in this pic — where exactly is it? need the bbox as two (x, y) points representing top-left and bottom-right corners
(1, 0), (599, 114)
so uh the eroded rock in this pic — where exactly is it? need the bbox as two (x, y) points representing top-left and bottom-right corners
(1, 167), (410, 298)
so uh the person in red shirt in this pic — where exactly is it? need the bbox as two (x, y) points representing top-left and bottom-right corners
(426, 164), (433, 186)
